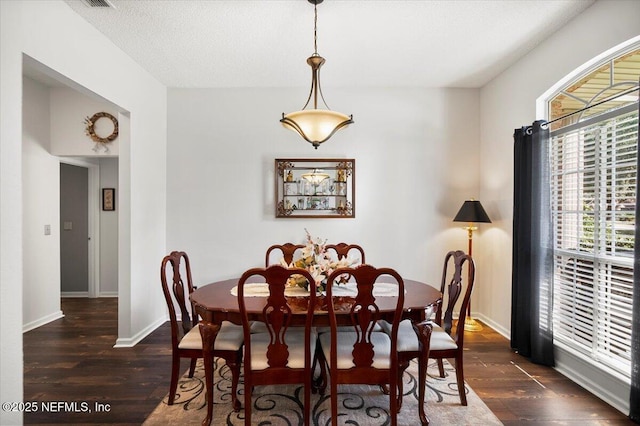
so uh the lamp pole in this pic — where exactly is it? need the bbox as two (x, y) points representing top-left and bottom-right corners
(463, 224), (482, 331)
(452, 199), (491, 332)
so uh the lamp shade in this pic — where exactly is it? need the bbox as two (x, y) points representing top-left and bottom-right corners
(453, 200), (491, 223)
(281, 109), (353, 148)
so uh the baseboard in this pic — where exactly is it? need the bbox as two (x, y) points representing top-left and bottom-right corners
(113, 316), (166, 348)
(554, 343), (630, 415)
(61, 292), (118, 298)
(23, 310), (64, 333)
(474, 313), (510, 339)
(61, 291), (89, 298)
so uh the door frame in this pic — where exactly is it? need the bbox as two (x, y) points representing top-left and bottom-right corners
(59, 157), (100, 298)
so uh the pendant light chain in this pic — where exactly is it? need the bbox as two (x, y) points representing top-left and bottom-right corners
(313, 3), (318, 55)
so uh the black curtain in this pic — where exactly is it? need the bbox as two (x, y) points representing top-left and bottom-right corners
(511, 120), (554, 366)
(630, 99), (640, 424)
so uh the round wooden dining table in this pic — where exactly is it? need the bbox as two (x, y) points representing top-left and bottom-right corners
(190, 278), (441, 426)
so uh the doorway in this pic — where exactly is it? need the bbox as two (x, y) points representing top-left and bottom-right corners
(58, 158), (101, 298)
(60, 163), (89, 296)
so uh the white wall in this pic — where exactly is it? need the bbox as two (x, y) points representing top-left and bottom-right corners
(22, 76), (63, 331)
(50, 87), (120, 156)
(479, 0), (640, 414)
(167, 87), (480, 288)
(1, 2), (167, 423)
(23, 81), (121, 321)
(99, 157), (119, 296)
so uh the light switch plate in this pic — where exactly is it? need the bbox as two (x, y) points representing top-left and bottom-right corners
(44, 224), (51, 235)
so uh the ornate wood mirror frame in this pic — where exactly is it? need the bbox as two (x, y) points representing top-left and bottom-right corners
(275, 158), (355, 218)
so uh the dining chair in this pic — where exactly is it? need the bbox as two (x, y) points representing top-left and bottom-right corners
(325, 242), (366, 264)
(381, 250), (475, 425)
(264, 243), (305, 266)
(317, 264), (404, 426)
(160, 251), (244, 410)
(237, 265), (318, 426)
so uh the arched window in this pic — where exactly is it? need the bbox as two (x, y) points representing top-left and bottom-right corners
(547, 45), (639, 379)
(549, 49), (639, 128)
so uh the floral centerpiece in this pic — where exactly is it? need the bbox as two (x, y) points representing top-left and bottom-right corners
(281, 229), (357, 291)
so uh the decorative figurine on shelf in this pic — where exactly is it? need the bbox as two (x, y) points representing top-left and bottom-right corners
(285, 200), (293, 211)
(336, 169), (346, 182)
(286, 170), (294, 182)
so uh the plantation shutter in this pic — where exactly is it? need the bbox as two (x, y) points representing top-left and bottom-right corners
(550, 104), (637, 377)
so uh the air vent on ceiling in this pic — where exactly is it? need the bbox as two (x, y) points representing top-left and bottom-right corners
(80, 0), (116, 8)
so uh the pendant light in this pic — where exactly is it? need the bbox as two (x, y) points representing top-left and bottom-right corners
(281, 0), (353, 149)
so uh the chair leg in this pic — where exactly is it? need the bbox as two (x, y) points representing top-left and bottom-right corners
(331, 379), (338, 426)
(416, 355), (429, 425)
(168, 353), (180, 405)
(227, 351), (242, 412)
(188, 357), (197, 378)
(390, 374), (398, 426)
(437, 358), (445, 377)
(314, 347), (328, 395)
(304, 376), (311, 426)
(396, 358), (410, 410)
(311, 345), (320, 394)
(413, 321), (432, 426)
(244, 373), (252, 426)
(455, 355), (467, 406)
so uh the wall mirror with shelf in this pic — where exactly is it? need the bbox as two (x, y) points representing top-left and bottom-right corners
(275, 158), (355, 218)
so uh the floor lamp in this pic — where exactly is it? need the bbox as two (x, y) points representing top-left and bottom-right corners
(453, 199), (491, 332)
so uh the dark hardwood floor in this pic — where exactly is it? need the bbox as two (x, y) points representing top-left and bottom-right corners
(23, 298), (632, 425)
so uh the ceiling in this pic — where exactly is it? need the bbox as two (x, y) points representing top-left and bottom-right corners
(62, 0), (596, 89)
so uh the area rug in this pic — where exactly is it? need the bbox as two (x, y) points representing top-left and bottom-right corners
(144, 358), (502, 425)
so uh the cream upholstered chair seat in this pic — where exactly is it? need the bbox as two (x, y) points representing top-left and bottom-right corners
(248, 329), (318, 370)
(249, 321), (269, 334)
(316, 323), (383, 334)
(178, 321), (244, 351)
(380, 320), (457, 352)
(318, 331), (392, 369)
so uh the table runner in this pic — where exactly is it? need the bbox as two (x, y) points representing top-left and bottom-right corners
(230, 281), (402, 297)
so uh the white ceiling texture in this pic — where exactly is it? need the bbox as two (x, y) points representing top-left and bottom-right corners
(63, 0), (594, 89)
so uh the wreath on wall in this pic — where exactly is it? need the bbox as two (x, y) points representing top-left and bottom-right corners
(84, 112), (118, 153)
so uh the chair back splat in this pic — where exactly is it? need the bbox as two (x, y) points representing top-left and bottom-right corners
(237, 265), (318, 426)
(437, 249), (475, 346)
(318, 264), (404, 426)
(265, 243), (305, 266)
(160, 251), (243, 412)
(325, 242), (366, 264)
(161, 252), (197, 346)
(380, 249), (474, 424)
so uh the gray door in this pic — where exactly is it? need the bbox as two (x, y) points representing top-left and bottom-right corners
(60, 163), (89, 293)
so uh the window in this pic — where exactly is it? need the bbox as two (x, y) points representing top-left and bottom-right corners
(548, 48), (639, 379)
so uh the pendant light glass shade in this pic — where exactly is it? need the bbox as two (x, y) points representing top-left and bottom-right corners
(281, 109), (353, 148)
(281, 0), (353, 149)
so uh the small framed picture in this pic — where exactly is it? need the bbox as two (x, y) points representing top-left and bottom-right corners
(102, 188), (115, 211)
